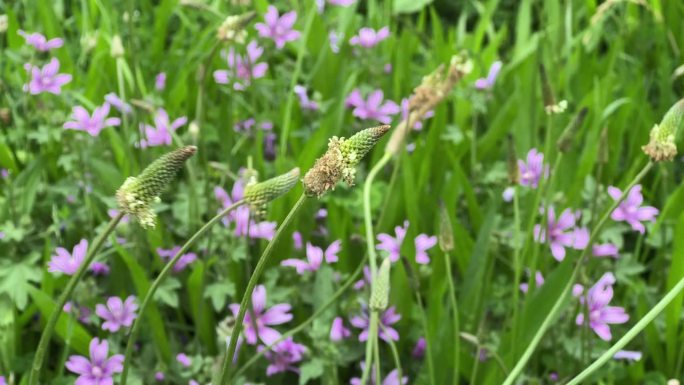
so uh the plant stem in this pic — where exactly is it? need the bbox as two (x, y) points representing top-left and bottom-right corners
(231, 255), (367, 379)
(217, 193), (308, 385)
(567, 274), (684, 385)
(501, 161), (653, 385)
(29, 213), (124, 385)
(120, 200), (245, 385)
(381, 323), (403, 382)
(444, 251), (460, 384)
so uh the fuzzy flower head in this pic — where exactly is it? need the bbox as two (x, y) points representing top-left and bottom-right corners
(376, 220), (409, 262)
(96, 296), (138, 332)
(350, 306), (401, 342)
(349, 26), (389, 48)
(214, 41), (268, 91)
(259, 337), (306, 376)
(255, 6), (300, 49)
(229, 285), (292, 345)
(116, 146), (197, 228)
(139, 108), (187, 148)
(346, 89), (400, 124)
(65, 338), (124, 385)
(534, 207), (589, 261)
(216, 12), (255, 42)
(64, 103), (121, 137)
(48, 239), (88, 276)
(243, 168), (300, 217)
(474, 61), (502, 90)
(18, 30), (63, 51)
(518, 149), (548, 188)
(23, 58), (72, 94)
(642, 99), (684, 161)
(608, 185), (659, 234)
(303, 125), (390, 197)
(575, 273), (629, 341)
(281, 240), (341, 274)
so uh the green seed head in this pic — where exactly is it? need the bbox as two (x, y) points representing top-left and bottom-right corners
(370, 257), (391, 311)
(116, 146), (197, 228)
(642, 99), (684, 162)
(243, 168), (300, 215)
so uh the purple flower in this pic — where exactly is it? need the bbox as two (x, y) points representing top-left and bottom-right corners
(412, 337), (426, 359)
(518, 149), (548, 188)
(400, 98), (433, 131)
(0, 376), (5, 385)
(474, 61), (502, 90)
(350, 306), (401, 342)
(329, 31), (342, 53)
(214, 41), (268, 91)
(259, 337), (306, 376)
(329, 0), (356, 5)
(292, 231), (303, 249)
(215, 180), (245, 226)
(176, 353), (191, 367)
(255, 6), (301, 49)
(139, 108), (187, 148)
(414, 234), (436, 264)
(264, 132), (277, 161)
(157, 247), (197, 272)
(384, 63), (392, 73)
(66, 338), (124, 385)
(613, 350), (642, 361)
(353, 266), (372, 290)
(294, 85), (319, 111)
(64, 103), (121, 136)
(189, 381), (199, 385)
(233, 206), (277, 240)
(95, 296), (138, 332)
(155, 372), (165, 381)
(23, 58), (72, 95)
(18, 30), (63, 51)
(349, 27), (389, 48)
(350, 364), (408, 385)
(281, 240), (341, 274)
(48, 239), (88, 276)
(376, 220), (409, 262)
(575, 273), (629, 341)
(234, 118), (256, 133)
(90, 262), (110, 276)
(520, 271), (544, 293)
(502, 187), (515, 202)
(1, 169), (8, 179)
(229, 285), (293, 345)
(104, 93), (132, 115)
(155, 72), (166, 91)
(608, 185), (659, 234)
(534, 207), (589, 261)
(330, 316), (351, 341)
(346, 88), (400, 124)
(593, 243), (619, 258)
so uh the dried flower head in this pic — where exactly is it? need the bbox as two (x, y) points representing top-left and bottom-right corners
(243, 168), (300, 216)
(217, 12), (255, 42)
(303, 125), (390, 197)
(557, 107), (589, 152)
(370, 257), (391, 311)
(642, 99), (684, 162)
(116, 146), (197, 228)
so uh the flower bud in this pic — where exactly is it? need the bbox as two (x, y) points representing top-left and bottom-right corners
(110, 35), (124, 58)
(303, 125), (390, 198)
(506, 134), (519, 184)
(439, 205), (454, 252)
(642, 99), (684, 162)
(116, 146), (197, 228)
(370, 257), (391, 311)
(243, 168), (300, 216)
(539, 64), (556, 109)
(557, 107), (589, 153)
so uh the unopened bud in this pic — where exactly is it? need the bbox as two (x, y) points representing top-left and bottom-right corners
(539, 64), (555, 109)
(642, 99), (684, 162)
(370, 258), (391, 311)
(439, 205), (454, 252)
(557, 107), (589, 152)
(111, 35), (124, 58)
(189, 120), (200, 138)
(243, 168), (300, 216)
(116, 146), (197, 228)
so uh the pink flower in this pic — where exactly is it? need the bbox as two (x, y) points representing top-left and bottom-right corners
(593, 243), (619, 258)
(48, 239), (88, 276)
(292, 231), (303, 249)
(613, 350), (642, 361)
(518, 149), (548, 188)
(139, 108), (187, 148)
(349, 26), (389, 48)
(474, 61), (502, 90)
(400, 98), (433, 131)
(534, 207), (588, 261)
(254, 6), (301, 49)
(353, 265), (372, 290)
(64, 103), (121, 136)
(155, 72), (166, 91)
(346, 89), (400, 124)
(23, 58), (72, 95)
(90, 262), (110, 276)
(18, 30), (63, 51)
(66, 338), (123, 385)
(294, 85), (318, 110)
(502, 187), (515, 202)
(155, 372), (165, 381)
(329, 31), (342, 53)
(412, 337), (426, 358)
(176, 353), (191, 367)
(233, 206), (277, 240)
(350, 306), (401, 342)
(95, 296), (138, 332)
(281, 240), (341, 274)
(214, 41), (268, 90)
(157, 247), (197, 272)
(575, 273), (629, 341)
(330, 317), (351, 341)
(259, 337), (306, 376)
(414, 234), (436, 264)
(520, 271), (544, 293)
(350, 364), (408, 385)
(229, 285), (293, 345)
(104, 93), (132, 115)
(329, 0), (356, 5)
(608, 185), (659, 234)
(377, 221), (409, 262)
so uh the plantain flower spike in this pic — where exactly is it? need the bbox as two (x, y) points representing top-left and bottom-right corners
(370, 257), (391, 311)
(642, 99), (684, 162)
(303, 125), (390, 198)
(116, 146), (197, 228)
(243, 167), (300, 216)
(439, 205), (454, 253)
(217, 11), (255, 43)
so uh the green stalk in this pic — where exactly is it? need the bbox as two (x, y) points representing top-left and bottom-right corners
(29, 213), (124, 385)
(217, 193), (308, 385)
(567, 275), (684, 385)
(120, 200), (245, 385)
(444, 250), (460, 384)
(501, 161), (653, 385)
(231, 255), (367, 380)
(381, 323), (403, 383)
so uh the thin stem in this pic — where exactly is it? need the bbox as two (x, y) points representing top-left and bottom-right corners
(231, 255), (367, 380)
(444, 251), (460, 384)
(360, 312), (379, 384)
(567, 275), (684, 385)
(29, 213), (124, 385)
(380, 323), (403, 382)
(501, 161), (653, 385)
(120, 200), (245, 385)
(217, 193), (308, 385)
(373, 332), (382, 385)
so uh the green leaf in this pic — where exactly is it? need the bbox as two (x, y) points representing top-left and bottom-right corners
(393, 0), (433, 14)
(299, 358), (325, 385)
(205, 281), (235, 312)
(154, 277), (181, 307)
(0, 258), (41, 310)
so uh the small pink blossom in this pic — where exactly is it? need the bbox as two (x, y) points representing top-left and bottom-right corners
(376, 220), (409, 262)
(294, 85), (318, 110)
(48, 239), (88, 276)
(254, 6), (301, 49)
(18, 30), (63, 51)
(608, 185), (659, 234)
(214, 41), (268, 90)
(330, 317), (351, 341)
(66, 338), (123, 385)
(576, 273), (629, 341)
(349, 27), (389, 48)
(155, 72), (166, 90)
(593, 243), (619, 258)
(534, 207), (589, 261)
(63, 103), (121, 136)
(518, 149), (548, 188)
(229, 285), (293, 345)
(520, 271), (544, 293)
(474, 61), (502, 90)
(346, 88), (400, 124)
(95, 296), (138, 332)
(176, 353), (191, 367)
(139, 108), (187, 148)
(23, 58), (72, 95)
(414, 234), (436, 264)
